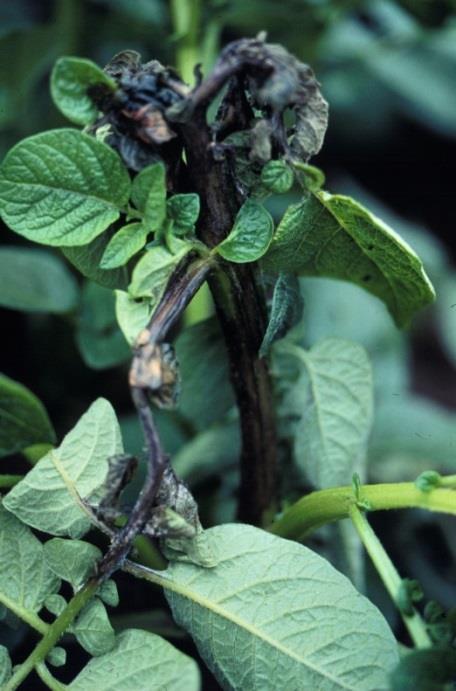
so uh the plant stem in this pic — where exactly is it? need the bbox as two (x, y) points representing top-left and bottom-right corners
(439, 474), (456, 488)
(4, 580), (98, 691)
(0, 474), (23, 488)
(269, 481), (456, 541)
(170, 0), (201, 85)
(349, 504), (432, 649)
(35, 662), (67, 691)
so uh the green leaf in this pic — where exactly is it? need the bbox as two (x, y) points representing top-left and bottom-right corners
(44, 538), (101, 589)
(0, 373), (55, 458)
(263, 192), (435, 327)
(175, 318), (234, 431)
(98, 580), (119, 608)
(217, 200), (274, 263)
(259, 273), (303, 356)
(0, 129), (130, 246)
(76, 281), (130, 370)
(129, 243), (192, 303)
(3, 398), (122, 538)
(99, 222), (148, 269)
(261, 160), (294, 194)
(115, 290), (152, 346)
(277, 339), (373, 488)
(51, 56), (117, 126)
(164, 524), (399, 690)
(173, 420), (240, 484)
(0, 505), (60, 617)
(47, 646), (67, 667)
(69, 629), (200, 690)
(0, 645), (12, 684)
(130, 162), (166, 232)
(73, 598), (115, 656)
(0, 247), (78, 313)
(167, 193), (200, 231)
(62, 234), (129, 290)
(390, 647), (456, 691)
(45, 594), (67, 617)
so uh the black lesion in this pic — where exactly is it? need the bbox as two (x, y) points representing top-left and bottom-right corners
(362, 274), (372, 282)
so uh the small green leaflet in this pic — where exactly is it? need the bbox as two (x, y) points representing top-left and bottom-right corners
(261, 160), (294, 194)
(0, 247), (78, 313)
(259, 273), (303, 356)
(115, 290), (152, 345)
(263, 191), (435, 327)
(100, 222), (149, 269)
(0, 373), (55, 458)
(162, 524), (399, 691)
(216, 200), (274, 263)
(62, 233), (129, 290)
(0, 129), (131, 246)
(276, 338), (373, 488)
(129, 242), (192, 305)
(73, 598), (116, 656)
(47, 646), (66, 667)
(44, 538), (101, 589)
(69, 629), (200, 690)
(130, 162), (167, 232)
(167, 193), (200, 232)
(3, 398), (122, 538)
(0, 505), (60, 619)
(51, 56), (117, 126)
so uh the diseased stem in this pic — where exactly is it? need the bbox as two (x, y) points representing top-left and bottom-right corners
(4, 580), (98, 691)
(349, 504), (432, 649)
(269, 481), (456, 541)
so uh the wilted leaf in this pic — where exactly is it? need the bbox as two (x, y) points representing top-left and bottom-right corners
(0, 129), (130, 246)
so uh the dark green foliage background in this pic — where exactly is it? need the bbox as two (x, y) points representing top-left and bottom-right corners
(1, 1), (456, 688)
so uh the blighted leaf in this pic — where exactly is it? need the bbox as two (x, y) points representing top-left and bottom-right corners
(129, 243), (192, 306)
(76, 282), (130, 370)
(69, 629), (200, 690)
(100, 222), (148, 269)
(0, 129), (130, 246)
(130, 162), (166, 232)
(73, 598), (115, 656)
(167, 194), (200, 230)
(217, 200), (274, 263)
(290, 84), (329, 161)
(261, 160), (294, 194)
(0, 247), (78, 313)
(0, 373), (55, 458)
(51, 56), (117, 126)
(0, 505), (60, 617)
(164, 524), (399, 691)
(277, 339), (373, 488)
(115, 290), (152, 346)
(259, 273), (303, 356)
(44, 539), (101, 589)
(62, 233), (129, 290)
(3, 398), (123, 538)
(263, 191), (435, 327)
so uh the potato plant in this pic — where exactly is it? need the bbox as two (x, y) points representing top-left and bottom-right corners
(0, 28), (455, 691)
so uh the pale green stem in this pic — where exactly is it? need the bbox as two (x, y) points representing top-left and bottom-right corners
(439, 474), (456, 488)
(170, 0), (201, 84)
(269, 481), (456, 541)
(0, 592), (49, 635)
(35, 662), (67, 691)
(0, 474), (23, 489)
(349, 504), (432, 649)
(4, 580), (98, 691)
